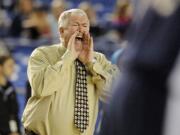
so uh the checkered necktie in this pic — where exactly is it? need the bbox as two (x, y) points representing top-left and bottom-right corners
(74, 60), (89, 133)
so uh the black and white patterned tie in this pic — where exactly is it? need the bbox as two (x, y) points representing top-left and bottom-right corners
(74, 59), (89, 133)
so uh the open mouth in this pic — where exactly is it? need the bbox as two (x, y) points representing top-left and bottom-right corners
(75, 35), (83, 42)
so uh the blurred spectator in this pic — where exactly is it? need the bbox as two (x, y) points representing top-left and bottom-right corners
(48, 0), (67, 41)
(0, 41), (10, 56)
(0, 55), (20, 135)
(78, 2), (104, 37)
(0, 0), (17, 12)
(8, 0), (33, 38)
(0, 9), (11, 37)
(51, 0), (66, 21)
(111, 0), (133, 38)
(78, 2), (97, 27)
(23, 6), (51, 39)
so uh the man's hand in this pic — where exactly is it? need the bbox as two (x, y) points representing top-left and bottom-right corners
(67, 31), (80, 59)
(78, 32), (94, 64)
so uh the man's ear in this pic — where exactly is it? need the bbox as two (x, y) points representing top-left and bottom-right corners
(59, 27), (64, 37)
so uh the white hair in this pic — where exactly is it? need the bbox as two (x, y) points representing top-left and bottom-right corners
(58, 8), (88, 29)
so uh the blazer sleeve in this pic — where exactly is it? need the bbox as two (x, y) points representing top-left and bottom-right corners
(27, 48), (75, 97)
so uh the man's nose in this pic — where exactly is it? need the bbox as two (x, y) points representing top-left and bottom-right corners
(78, 26), (83, 33)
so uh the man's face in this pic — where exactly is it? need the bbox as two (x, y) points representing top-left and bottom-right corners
(62, 13), (90, 51)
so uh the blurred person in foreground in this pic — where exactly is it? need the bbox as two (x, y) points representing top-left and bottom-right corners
(100, 0), (180, 135)
(0, 55), (20, 135)
(22, 9), (119, 135)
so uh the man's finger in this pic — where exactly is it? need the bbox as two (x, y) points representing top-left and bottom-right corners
(90, 37), (94, 51)
(83, 33), (91, 51)
(69, 31), (78, 44)
(83, 32), (90, 45)
(68, 31), (79, 49)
